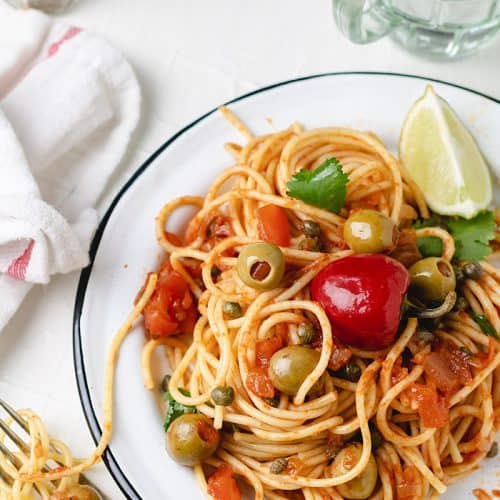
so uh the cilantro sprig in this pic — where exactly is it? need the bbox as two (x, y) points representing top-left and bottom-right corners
(413, 210), (495, 261)
(164, 387), (197, 431)
(286, 158), (349, 214)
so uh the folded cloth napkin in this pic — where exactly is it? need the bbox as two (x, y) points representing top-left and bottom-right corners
(0, 9), (141, 331)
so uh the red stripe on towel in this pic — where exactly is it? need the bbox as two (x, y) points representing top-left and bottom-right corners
(6, 239), (35, 281)
(47, 26), (82, 58)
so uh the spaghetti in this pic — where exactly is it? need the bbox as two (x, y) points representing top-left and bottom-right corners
(143, 107), (500, 499)
(18, 107), (498, 499)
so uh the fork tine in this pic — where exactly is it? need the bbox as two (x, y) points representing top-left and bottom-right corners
(0, 463), (13, 486)
(0, 441), (22, 469)
(0, 420), (29, 454)
(0, 399), (29, 433)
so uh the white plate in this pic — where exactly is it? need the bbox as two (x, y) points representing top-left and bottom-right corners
(74, 73), (500, 499)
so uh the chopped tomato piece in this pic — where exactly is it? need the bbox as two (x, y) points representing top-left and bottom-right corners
(165, 231), (182, 246)
(328, 340), (352, 371)
(207, 465), (241, 500)
(246, 368), (275, 398)
(142, 262), (197, 338)
(285, 457), (305, 478)
(397, 465), (422, 500)
(409, 384), (449, 428)
(423, 342), (472, 397)
(389, 228), (421, 268)
(255, 332), (287, 369)
(181, 258), (202, 279)
(184, 211), (233, 251)
(257, 205), (290, 247)
(197, 419), (219, 445)
(391, 356), (409, 386)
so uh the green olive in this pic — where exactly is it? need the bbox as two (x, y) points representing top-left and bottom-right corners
(166, 414), (220, 466)
(269, 346), (321, 396)
(343, 209), (396, 254)
(328, 443), (378, 499)
(237, 242), (285, 290)
(211, 386), (235, 406)
(409, 257), (456, 302)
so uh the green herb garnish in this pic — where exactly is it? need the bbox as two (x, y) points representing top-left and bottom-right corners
(447, 211), (495, 261)
(413, 211), (495, 261)
(286, 158), (348, 214)
(163, 387), (197, 431)
(470, 312), (499, 339)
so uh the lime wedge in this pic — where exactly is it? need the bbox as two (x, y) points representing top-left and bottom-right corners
(399, 85), (492, 219)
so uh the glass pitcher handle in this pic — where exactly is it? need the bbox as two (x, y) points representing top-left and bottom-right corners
(332, 0), (395, 44)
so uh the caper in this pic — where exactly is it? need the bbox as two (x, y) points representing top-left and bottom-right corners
(453, 265), (464, 283)
(166, 413), (220, 466)
(343, 209), (396, 254)
(453, 295), (469, 312)
(487, 441), (498, 458)
(223, 301), (242, 318)
(303, 220), (321, 238)
(237, 242), (285, 290)
(269, 457), (288, 474)
(415, 330), (435, 344)
(269, 346), (321, 396)
(328, 443), (378, 499)
(161, 374), (172, 393)
(462, 262), (484, 281)
(211, 386), (235, 406)
(211, 265), (221, 279)
(263, 396), (280, 408)
(370, 425), (383, 450)
(299, 236), (322, 252)
(459, 346), (472, 357)
(409, 257), (456, 302)
(297, 322), (315, 344)
(333, 362), (361, 382)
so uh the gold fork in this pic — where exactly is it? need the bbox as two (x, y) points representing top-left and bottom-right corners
(0, 398), (103, 499)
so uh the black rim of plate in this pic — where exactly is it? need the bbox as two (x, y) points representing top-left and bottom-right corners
(73, 71), (500, 500)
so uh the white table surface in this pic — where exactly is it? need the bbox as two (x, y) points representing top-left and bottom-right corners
(0, 1), (499, 498)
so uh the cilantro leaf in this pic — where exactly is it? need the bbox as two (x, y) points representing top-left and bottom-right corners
(286, 158), (348, 214)
(413, 211), (495, 261)
(164, 387), (197, 431)
(470, 312), (499, 340)
(417, 237), (443, 258)
(447, 211), (495, 261)
(413, 216), (444, 258)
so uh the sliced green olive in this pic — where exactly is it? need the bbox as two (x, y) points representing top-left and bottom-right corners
(269, 346), (321, 396)
(409, 257), (456, 302)
(166, 413), (220, 466)
(343, 209), (396, 254)
(329, 443), (378, 499)
(237, 242), (285, 290)
(211, 386), (235, 406)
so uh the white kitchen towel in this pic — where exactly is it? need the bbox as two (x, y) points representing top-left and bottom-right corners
(0, 9), (141, 331)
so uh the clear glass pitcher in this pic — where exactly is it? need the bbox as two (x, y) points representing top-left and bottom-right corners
(332, 0), (500, 59)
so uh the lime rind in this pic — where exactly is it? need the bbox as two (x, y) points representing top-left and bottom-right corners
(399, 85), (492, 219)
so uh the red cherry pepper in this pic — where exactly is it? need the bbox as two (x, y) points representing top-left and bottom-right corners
(311, 254), (410, 350)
